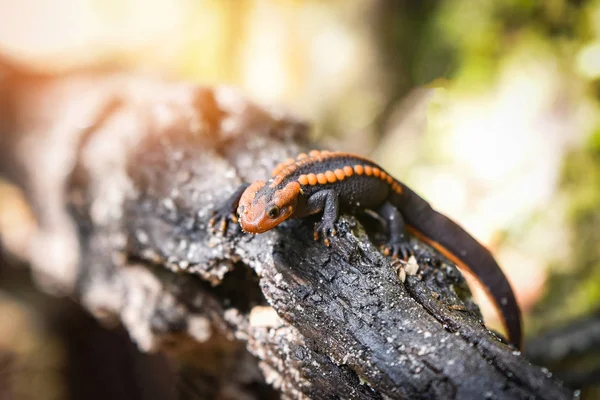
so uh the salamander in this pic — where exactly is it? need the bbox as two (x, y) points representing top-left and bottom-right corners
(210, 150), (523, 348)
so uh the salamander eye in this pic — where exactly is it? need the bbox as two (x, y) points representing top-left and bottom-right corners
(266, 206), (280, 218)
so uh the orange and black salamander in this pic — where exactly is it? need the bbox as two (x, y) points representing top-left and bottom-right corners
(210, 150), (523, 348)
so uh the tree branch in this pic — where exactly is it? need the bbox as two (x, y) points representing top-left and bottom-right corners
(0, 72), (574, 399)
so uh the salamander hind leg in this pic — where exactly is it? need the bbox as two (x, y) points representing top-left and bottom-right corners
(377, 201), (413, 259)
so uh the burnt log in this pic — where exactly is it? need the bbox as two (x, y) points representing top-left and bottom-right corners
(0, 71), (574, 399)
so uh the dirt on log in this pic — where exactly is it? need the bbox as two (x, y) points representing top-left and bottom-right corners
(0, 71), (575, 399)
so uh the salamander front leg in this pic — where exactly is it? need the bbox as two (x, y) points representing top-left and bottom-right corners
(306, 189), (339, 246)
(377, 201), (413, 259)
(208, 183), (250, 234)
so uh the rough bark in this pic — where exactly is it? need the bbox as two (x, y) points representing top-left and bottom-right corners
(0, 71), (575, 399)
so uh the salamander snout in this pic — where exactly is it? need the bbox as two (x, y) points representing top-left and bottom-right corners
(237, 181), (300, 234)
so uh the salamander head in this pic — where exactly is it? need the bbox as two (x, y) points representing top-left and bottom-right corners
(237, 180), (300, 233)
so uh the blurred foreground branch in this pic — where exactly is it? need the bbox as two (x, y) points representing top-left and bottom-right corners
(0, 71), (574, 399)
(526, 310), (600, 390)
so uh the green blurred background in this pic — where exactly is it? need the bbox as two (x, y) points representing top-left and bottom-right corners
(0, 0), (599, 398)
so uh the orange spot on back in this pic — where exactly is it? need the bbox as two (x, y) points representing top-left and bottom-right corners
(364, 166), (373, 176)
(297, 153), (308, 160)
(380, 171), (387, 181)
(334, 169), (345, 181)
(391, 182), (402, 193)
(354, 165), (364, 175)
(309, 150), (321, 157)
(298, 175), (309, 185)
(271, 158), (296, 177)
(343, 166), (353, 177)
(325, 170), (337, 183)
(308, 173), (318, 185)
(372, 167), (381, 178)
(317, 173), (327, 185)
(271, 165), (284, 177)
(386, 175), (393, 184)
